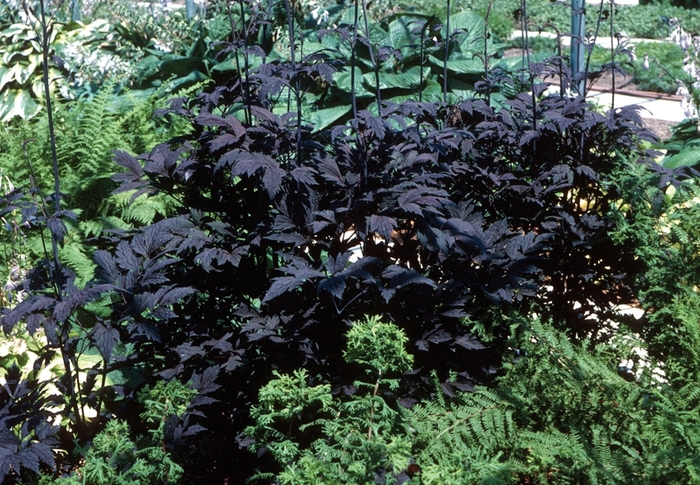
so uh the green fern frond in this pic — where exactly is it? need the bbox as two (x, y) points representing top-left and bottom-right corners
(59, 243), (96, 287)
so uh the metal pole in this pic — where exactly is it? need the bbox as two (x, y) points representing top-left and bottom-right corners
(571, 0), (585, 96)
(186, 0), (196, 20)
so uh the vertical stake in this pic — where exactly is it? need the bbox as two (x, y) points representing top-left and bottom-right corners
(571, 0), (586, 96)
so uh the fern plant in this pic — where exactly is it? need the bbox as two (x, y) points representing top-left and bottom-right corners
(247, 311), (700, 484)
(0, 81), (192, 289)
(42, 378), (200, 485)
(246, 316), (416, 484)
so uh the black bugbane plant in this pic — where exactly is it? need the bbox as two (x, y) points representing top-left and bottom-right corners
(0, 1), (675, 482)
(99, 48), (661, 480)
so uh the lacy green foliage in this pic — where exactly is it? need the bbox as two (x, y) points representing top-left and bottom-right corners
(611, 161), (700, 413)
(44, 379), (197, 485)
(247, 317), (415, 484)
(57, 84), (128, 220)
(43, 420), (182, 485)
(610, 161), (700, 332)
(345, 316), (413, 375)
(0, 84), (188, 288)
(251, 314), (700, 484)
(248, 369), (334, 469)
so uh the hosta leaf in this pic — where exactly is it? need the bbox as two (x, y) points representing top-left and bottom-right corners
(663, 145), (700, 169)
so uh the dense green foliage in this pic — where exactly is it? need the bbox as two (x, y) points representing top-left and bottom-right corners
(0, 0), (700, 484)
(404, 0), (700, 41)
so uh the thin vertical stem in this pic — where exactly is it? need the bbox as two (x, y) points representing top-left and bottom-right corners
(483, 1), (492, 106)
(227, 4), (250, 124)
(237, 0), (253, 124)
(609, 0), (615, 109)
(571, 0), (586, 96)
(585, 0), (606, 96)
(284, 0), (302, 165)
(37, 2), (61, 283)
(350, 0), (359, 118)
(521, 0), (536, 130)
(34, 0), (85, 435)
(419, 16), (434, 103)
(443, 0), (450, 103)
(360, 0), (381, 112)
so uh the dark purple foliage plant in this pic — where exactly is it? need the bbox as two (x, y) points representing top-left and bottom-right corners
(0, 0), (674, 482)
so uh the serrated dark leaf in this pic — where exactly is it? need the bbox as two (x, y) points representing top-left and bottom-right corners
(52, 300), (73, 323)
(454, 334), (487, 350)
(129, 321), (161, 342)
(113, 150), (142, 176)
(368, 215), (397, 242)
(263, 276), (303, 302)
(191, 366), (220, 395)
(175, 342), (205, 362)
(90, 322), (120, 360)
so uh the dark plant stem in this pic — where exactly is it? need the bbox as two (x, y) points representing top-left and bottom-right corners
(34, 0), (85, 435)
(549, 24), (565, 96)
(419, 16), (434, 103)
(360, 0), (381, 112)
(238, 0), (253, 124)
(443, 0), (450, 103)
(21, 141), (56, 294)
(520, 0), (530, 71)
(283, 0), (302, 165)
(609, 1), (615, 108)
(517, 1), (536, 132)
(483, 1), (492, 106)
(227, 4), (250, 124)
(350, 0), (359, 118)
(36, 4), (61, 291)
(585, 0), (607, 96)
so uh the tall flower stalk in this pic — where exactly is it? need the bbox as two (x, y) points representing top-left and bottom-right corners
(22, 0), (88, 436)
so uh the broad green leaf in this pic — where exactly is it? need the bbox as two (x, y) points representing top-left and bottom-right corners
(363, 66), (422, 90)
(368, 21), (390, 46)
(211, 55), (263, 74)
(0, 67), (13, 92)
(3, 46), (34, 64)
(211, 59), (238, 74)
(15, 65), (34, 85)
(160, 56), (203, 76)
(306, 104), (351, 132)
(25, 54), (40, 78)
(31, 78), (44, 99)
(0, 89), (41, 121)
(298, 41), (328, 59)
(446, 11), (486, 46)
(2, 23), (32, 40)
(388, 16), (420, 52)
(429, 54), (483, 74)
(0, 90), (15, 121)
(334, 66), (373, 97)
(662, 145), (700, 169)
